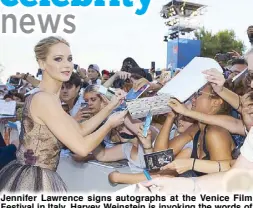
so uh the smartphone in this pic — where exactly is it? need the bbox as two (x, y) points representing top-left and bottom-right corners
(81, 102), (89, 111)
(215, 53), (232, 62)
(151, 62), (155, 70)
(143, 111), (153, 137)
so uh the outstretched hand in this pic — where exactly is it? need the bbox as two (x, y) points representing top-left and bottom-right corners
(110, 89), (127, 108)
(108, 110), (128, 128)
(202, 68), (225, 93)
(168, 98), (188, 115)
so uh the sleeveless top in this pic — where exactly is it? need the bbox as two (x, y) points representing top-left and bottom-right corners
(16, 91), (64, 172)
(190, 126), (210, 176)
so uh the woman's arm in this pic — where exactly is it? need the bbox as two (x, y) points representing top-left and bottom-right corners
(168, 98), (245, 135)
(192, 159), (231, 173)
(155, 116), (198, 156)
(103, 71), (131, 88)
(161, 158), (232, 174)
(203, 69), (241, 113)
(92, 144), (125, 162)
(184, 109), (245, 135)
(216, 88), (241, 113)
(32, 92), (126, 157)
(153, 113), (176, 152)
(79, 103), (115, 136)
(123, 115), (158, 141)
(79, 92), (125, 136)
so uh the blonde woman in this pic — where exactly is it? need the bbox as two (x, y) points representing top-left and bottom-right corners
(0, 36), (126, 192)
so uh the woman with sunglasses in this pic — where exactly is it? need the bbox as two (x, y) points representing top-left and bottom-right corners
(136, 90), (253, 194)
(152, 84), (236, 178)
(111, 85), (236, 184)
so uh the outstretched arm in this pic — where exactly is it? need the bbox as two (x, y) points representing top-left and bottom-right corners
(168, 98), (245, 136)
(32, 92), (127, 157)
(203, 69), (242, 113)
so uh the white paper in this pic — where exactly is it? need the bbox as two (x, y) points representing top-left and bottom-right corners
(0, 100), (16, 115)
(158, 57), (223, 102)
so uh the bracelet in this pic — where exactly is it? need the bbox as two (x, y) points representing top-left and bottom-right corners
(192, 158), (196, 171)
(218, 161), (221, 172)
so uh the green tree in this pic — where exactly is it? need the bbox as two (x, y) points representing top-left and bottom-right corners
(194, 28), (245, 58)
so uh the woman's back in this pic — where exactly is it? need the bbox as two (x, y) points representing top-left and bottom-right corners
(0, 92), (66, 192)
(17, 92), (64, 171)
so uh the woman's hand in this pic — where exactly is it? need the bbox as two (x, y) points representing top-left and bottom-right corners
(168, 98), (188, 115)
(107, 111), (128, 128)
(202, 69), (225, 93)
(109, 89), (126, 109)
(116, 71), (131, 80)
(137, 125), (152, 149)
(160, 159), (194, 174)
(132, 78), (150, 92)
(74, 109), (93, 122)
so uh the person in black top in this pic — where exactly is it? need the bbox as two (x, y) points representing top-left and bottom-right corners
(155, 85), (236, 177)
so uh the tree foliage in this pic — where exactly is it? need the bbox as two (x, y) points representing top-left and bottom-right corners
(194, 28), (245, 58)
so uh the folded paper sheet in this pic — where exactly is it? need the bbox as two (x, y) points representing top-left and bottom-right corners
(126, 94), (171, 119)
(158, 57), (223, 102)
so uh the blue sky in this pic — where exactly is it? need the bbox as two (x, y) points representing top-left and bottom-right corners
(0, 0), (253, 81)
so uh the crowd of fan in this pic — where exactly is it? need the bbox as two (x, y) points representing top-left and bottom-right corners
(0, 30), (253, 190)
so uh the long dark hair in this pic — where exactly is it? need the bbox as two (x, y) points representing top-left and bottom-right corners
(121, 57), (139, 72)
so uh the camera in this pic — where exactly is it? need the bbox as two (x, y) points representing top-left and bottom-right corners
(215, 53), (233, 62)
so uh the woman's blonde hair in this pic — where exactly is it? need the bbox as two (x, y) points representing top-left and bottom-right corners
(34, 36), (69, 61)
(84, 84), (100, 94)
